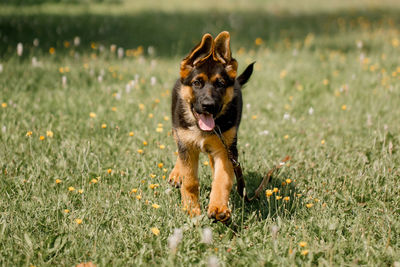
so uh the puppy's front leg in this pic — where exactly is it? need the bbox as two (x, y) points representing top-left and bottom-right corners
(169, 147), (201, 217)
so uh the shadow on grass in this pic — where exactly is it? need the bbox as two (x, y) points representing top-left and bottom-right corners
(1, 7), (400, 58)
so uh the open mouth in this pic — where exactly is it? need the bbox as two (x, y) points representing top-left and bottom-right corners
(192, 109), (215, 132)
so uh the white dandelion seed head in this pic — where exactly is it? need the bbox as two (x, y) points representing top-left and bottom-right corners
(62, 76), (67, 87)
(356, 40), (363, 49)
(33, 38), (39, 47)
(168, 228), (183, 251)
(308, 107), (314, 115)
(115, 92), (121, 100)
(74, 36), (80, 46)
(164, 188), (172, 194)
(148, 46), (155, 56)
(201, 227), (213, 244)
(283, 112), (290, 120)
(0, 64), (3, 73)
(150, 76), (157, 86)
(271, 225), (279, 239)
(31, 57), (38, 67)
(2, 126), (6, 133)
(97, 76), (103, 83)
(125, 83), (131, 93)
(17, 43), (23, 56)
(207, 255), (219, 267)
(259, 130), (269, 136)
(246, 103), (251, 110)
(118, 47), (124, 59)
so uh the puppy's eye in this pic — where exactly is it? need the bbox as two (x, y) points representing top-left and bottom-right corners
(215, 79), (225, 88)
(192, 80), (202, 89)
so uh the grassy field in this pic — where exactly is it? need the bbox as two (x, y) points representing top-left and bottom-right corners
(1, 0), (400, 266)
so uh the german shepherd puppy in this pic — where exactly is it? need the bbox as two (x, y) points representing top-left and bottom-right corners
(169, 31), (254, 222)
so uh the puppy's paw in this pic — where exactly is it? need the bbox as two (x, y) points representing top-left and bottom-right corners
(207, 205), (231, 223)
(168, 169), (182, 188)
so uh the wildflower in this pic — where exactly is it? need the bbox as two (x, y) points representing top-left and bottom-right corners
(201, 227), (213, 244)
(26, 131), (33, 137)
(151, 227), (160, 236)
(156, 127), (163, 132)
(308, 107), (314, 115)
(159, 145), (166, 149)
(163, 116), (169, 121)
(49, 47), (55, 55)
(150, 173), (156, 178)
(255, 37), (263, 46)
(168, 228), (183, 252)
(130, 188), (138, 194)
(163, 168), (168, 173)
(74, 36), (80, 46)
(271, 225), (279, 239)
(273, 187), (279, 193)
(323, 79), (329, 85)
(107, 168), (112, 174)
(299, 241), (307, 247)
(1, 103), (7, 108)
(68, 186), (75, 191)
(207, 255), (219, 267)
(392, 38), (399, 47)
(321, 139), (325, 145)
(265, 189), (273, 197)
(101, 123), (107, 129)
(152, 203), (160, 209)
(280, 70), (287, 79)
(148, 113), (154, 118)
(284, 135), (289, 139)
(138, 103), (145, 110)
(137, 149), (144, 154)
(129, 131), (134, 136)
(39, 135), (45, 141)
(90, 178), (98, 184)
(111, 107), (117, 112)
(306, 203), (314, 208)
(283, 196), (290, 201)
(136, 195), (142, 200)
(276, 195), (282, 200)
(55, 179), (62, 184)
(78, 189), (84, 194)
(63, 41), (70, 48)
(341, 104), (347, 110)
(89, 112), (96, 118)
(285, 178), (292, 184)
(64, 209), (70, 213)
(75, 218), (82, 225)
(203, 161), (209, 166)
(158, 163), (164, 168)
(46, 131), (54, 137)
(301, 250), (309, 256)
(17, 43), (23, 56)
(251, 115), (257, 120)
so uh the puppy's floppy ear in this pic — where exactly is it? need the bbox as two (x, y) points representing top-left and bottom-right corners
(180, 33), (213, 78)
(237, 62), (255, 86)
(213, 31), (238, 78)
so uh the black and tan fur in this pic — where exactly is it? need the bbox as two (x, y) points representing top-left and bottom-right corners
(169, 31), (254, 222)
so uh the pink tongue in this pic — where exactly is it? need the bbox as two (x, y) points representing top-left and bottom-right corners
(198, 114), (215, 131)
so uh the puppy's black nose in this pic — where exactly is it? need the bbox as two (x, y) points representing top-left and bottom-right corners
(201, 101), (216, 114)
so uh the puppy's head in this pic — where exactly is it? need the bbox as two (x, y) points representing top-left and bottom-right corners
(179, 31), (239, 132)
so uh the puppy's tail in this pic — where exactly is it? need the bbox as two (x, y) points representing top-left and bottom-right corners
(237, 61), (255, 87)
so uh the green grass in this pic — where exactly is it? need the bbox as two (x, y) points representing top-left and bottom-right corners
(1, 0), (400, 266)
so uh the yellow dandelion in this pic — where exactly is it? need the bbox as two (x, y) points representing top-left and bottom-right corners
(151, 227), (160, 236)
(152, 203), (160, 209)
(281, 181), (286, 186)
(280, 70), (287, 79)
(111, 107), (117, 112)
(321, 139), (325, 145)
(90, 178), (98, 184)
(63, 41), (70, 48)
(49, 47), (55, 55)
(323, 79), (329, 86)
(130, 188), (138, 194)
(89, 112), (96, 118)
(306, 203), (314, 208)
(273, 187), (279, 193)
(301, 250), (309, 256)
(163, 168), (168, 173)
(297, 193), (302, 197)
(150, 173), (156, 178)
(75, 218), (82, 225)
(162, 175), (166, 179)
(251, 115), (257, 120)
(285, 178), (292, 184)
(154, 98), (160, 103)
(159, 145), (166, 149)
(139, 103), (145, 110)
(158, 163), (164, 168)
(148, 113), (154, 118)
(46, 131), (54, 138)
(276, 196), (282, 200)
(137, 149), (144, 154)
(392, 38), (399, 47)
(163, 116), (169, 121)
(265, 189), (273, 197)
(64, 209), (70, 213)
(143, 141), (148, 146)
(2, 102), (7, 108)
(156, 127), (163, 132)
(255, 37), (263, 46)
(284, 135), (289, 139)
(55, 179), (62, 184)
(59, 67), (64, 73)
(136, 195), (142, 200)
(341, 104), (347, 110)
(299, 241), (307, 248)
(129, 131), (134, 136)
(203, 161), (209, 166)
(39, 135), (45, 141)
(101, 123), (107, 129)
(296, 84), (303, 91)
(107, 168), (112, 174)
(283, 196), (290, 201)
(78, 189), (84, 194)
(68, 186), (75, 192)
(26, 131), (33, 137)
(314, 198), (320, 202)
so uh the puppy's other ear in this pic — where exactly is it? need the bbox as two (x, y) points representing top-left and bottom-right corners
(180, 34), (213, 78)
(213, 31), (238, 78)
(237, 62), (255, 87)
